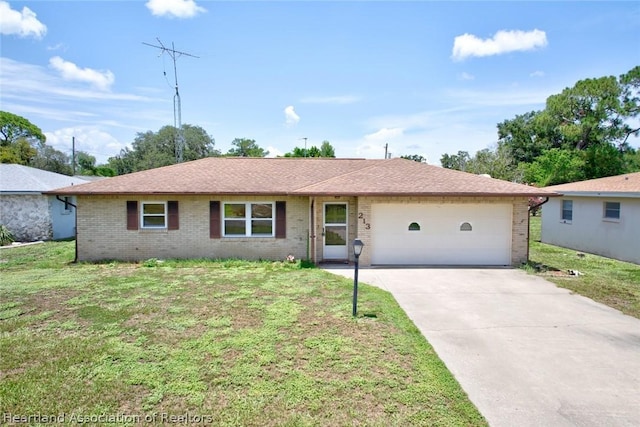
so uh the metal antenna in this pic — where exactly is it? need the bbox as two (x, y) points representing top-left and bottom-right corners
(143, 38), (199, 163)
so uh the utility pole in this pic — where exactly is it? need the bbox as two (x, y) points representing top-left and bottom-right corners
(384, 143), (388, 159)
(72, 136), (76, 175)
(299, 137), (308, 157)
(143, 38), (199, 163)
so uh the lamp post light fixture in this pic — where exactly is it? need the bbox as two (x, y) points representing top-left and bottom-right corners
(352, 239), (364, 317)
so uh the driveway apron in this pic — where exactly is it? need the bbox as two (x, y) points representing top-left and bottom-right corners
(325, 267), (640, 427)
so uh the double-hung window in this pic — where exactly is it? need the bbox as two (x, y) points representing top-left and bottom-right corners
(141, 202), (167, 228)
(603, 202), (620, 220)
(561, 200), (573, 222)
(223, 202), (274, 237)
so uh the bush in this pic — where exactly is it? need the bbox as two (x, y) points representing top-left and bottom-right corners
(0, 225), (15, 246)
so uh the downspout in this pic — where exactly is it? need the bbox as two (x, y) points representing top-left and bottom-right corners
(56, 195), (78, 263)
(527, 197), (549, 262)
(308, 197), (315, 263)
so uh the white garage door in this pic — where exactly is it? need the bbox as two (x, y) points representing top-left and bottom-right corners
(371, 203), (512, 265)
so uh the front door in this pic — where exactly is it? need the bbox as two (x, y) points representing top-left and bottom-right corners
(323, 203), (348, 260)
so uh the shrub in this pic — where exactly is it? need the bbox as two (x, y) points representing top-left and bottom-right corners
(0, 225), (14, 246)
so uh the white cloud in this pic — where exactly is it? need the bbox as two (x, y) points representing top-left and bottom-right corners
(459, 72), (475, 81)
(265, 146), (284, 158)
(45, 127), (126, 164)
(364, 127), (404, 141)
(452, 29), (547, 61)
(145, 0), (206, 18)
(284, 106), (300, 127)
(49, 56), (115, 91)
(530, 70), (546, 78)
(300, 95), (360, 105)
(0, 0), (47, 39)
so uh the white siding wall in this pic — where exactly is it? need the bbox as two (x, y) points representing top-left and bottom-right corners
(49, 195), (77, 240)
(541, 196), (640, 264)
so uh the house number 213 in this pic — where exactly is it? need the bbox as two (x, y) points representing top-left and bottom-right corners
(358, 213), (371, 230)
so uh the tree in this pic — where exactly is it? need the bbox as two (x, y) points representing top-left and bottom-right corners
(30, 145), (72, 175)
(400, 154), (426, 163)
(499, 66), (640, 164)
(0, 139), (37, 165)
(75, 151), (97, 175)
(319, 141), (336, 157)
(0, 111), (45, 165)
(0, 111), (46, 146)
(226, 138), (268, 157)
(283, 140), (336, 158)
(465, 145), (519, 182)
(107, 124), (219, 174)
(440, 150), (470, 170)
(521, 148), (585, 186)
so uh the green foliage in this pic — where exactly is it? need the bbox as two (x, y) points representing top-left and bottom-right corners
(0, 138), (37, 165)
(527, 216), (640, 319)
(226, 138), (268, 157)
(465, 145), (520, 181)
(30, 145), (72, 175)
(0, 225), (15, 246)
(108, 124), (219, 174)
(0, 111), (46, 146)
(400, 154), (426, 163)
(444, 66), (640, 186)
(0, 241), (485, 425)
(521, 148), (585, 186)
(440, 150), (470, 170)
(283, 140), (336, 158)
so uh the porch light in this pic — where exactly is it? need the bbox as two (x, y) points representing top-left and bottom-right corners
(352, 239), (364, 317)
(353, 239), (364, 258)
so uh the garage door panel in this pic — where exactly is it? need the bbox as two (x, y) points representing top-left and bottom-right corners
(371, 203), (511, 265)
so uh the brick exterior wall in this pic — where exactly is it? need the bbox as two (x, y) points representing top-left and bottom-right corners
(76, 194), (530, 266)
(76, 195), (309, 262)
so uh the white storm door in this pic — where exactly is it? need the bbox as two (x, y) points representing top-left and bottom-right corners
(323, 203), (348, 259)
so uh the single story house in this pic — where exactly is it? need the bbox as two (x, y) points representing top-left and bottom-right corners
(48, 157), (558, 267)
(0, 164), (89, 241)
(541, 172), (640, 265)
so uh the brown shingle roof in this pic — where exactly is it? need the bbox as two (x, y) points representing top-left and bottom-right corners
(47, 157), (558, 197)
(544, 172), (640, 194)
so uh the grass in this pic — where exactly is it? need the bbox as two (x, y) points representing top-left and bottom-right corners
(0, 242), (485, 426)
(527, 215), (640, 319)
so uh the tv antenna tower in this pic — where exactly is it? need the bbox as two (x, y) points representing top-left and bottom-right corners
(143, 38), (199, 163)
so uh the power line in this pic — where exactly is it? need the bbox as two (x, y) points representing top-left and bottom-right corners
(143, 38), (199, 163)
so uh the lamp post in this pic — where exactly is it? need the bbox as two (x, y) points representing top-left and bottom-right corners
(352, 239), (364, 317)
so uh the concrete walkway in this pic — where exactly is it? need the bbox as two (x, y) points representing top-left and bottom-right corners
(324, 267), (640, 427)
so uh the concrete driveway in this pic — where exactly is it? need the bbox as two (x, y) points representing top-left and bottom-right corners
(325, 267), (640, 427)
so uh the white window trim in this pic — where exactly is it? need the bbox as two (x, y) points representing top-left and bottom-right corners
(602, 201), (621, 223)
(223, 202), (275, 237)
(140, 201), (167, 229)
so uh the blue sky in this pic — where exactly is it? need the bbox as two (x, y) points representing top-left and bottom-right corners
(1, 1), (639, 165)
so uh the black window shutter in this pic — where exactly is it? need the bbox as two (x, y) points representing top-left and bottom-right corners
(210, 201), (221, 238)
(275, 201), (286, 239)
(168, 201), (179, 230)
(126, 201), (138, 230)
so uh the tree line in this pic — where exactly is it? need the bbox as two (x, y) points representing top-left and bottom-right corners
(0, 111), (336, 176)
(439, 66), (640, 186)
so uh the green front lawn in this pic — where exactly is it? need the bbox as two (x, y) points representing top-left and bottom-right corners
(527, 215), (640, 319)
(0, 242), (485, 426)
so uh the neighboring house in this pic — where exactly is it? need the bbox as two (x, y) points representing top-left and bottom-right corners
(48, 157), (557, 267)
(542, 172), (640, 264)
(0, 164), (89, 241)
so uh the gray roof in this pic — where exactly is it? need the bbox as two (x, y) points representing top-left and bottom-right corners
(0, 164), (89, 193)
